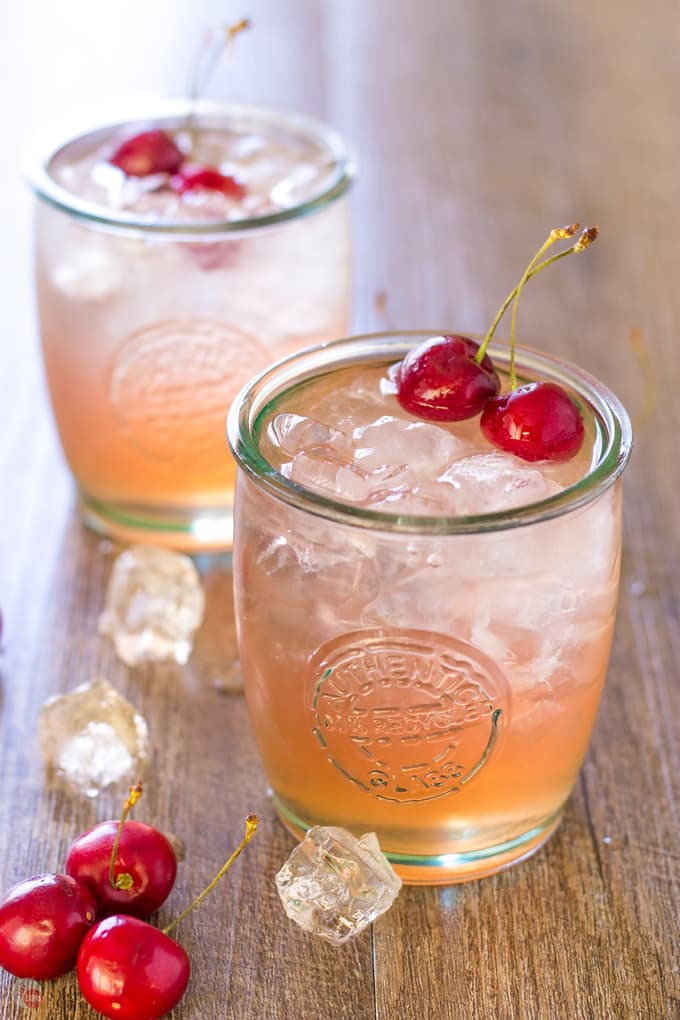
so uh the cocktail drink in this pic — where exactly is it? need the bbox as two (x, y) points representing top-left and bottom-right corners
(29, 101), (355, 549)
(228, 331), (632, 884)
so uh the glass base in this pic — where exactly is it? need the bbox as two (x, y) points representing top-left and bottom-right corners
(274, 796), (564, 885)
(78, 492), (234, 552)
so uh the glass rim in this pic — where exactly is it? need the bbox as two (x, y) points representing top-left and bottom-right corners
(26, 98), (357, 236)
(226, 331), (633, 535)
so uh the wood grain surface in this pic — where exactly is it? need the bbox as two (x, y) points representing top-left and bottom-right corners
(0, 2), (678, 1018)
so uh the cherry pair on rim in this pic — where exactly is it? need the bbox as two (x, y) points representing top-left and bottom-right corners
(109, 128), (247, 199)
(109, 18), (251, 200)
(397, 224), (599, 462)
(109, 129), (247, 199)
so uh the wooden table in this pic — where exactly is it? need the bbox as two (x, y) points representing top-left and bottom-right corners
(1, 2), (678, 1017)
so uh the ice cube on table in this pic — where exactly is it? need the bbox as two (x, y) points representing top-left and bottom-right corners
(438, 452), (562, 514)
(275, 826), (402, 944)
(98, 545), (205, 667)
(38, 678), (149, 798)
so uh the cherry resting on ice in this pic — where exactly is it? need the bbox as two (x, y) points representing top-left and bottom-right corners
(478, 224), (597, 462)
(170, 165), (247, 200)
(397, 223), (598, 462)
(480, 380), (585, 462)
(0, 873), (96, 979)
(109, 20), (251, 198)
(397, 334), (500, 421)
(109, 130), (183, 176)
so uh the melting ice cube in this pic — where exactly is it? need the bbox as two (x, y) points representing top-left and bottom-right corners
(268, 414), (350, 458)
(275, 826), (402, 944)
(353, 417), (464, 478)
(98, 545), (205, 666)
(52, 240), (124, 300)
(438, 452), (561, 514)
(38, 678), (149, 798)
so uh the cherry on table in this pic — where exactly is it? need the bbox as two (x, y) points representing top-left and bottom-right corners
(0, 873), (96, 980)
(396, 334), (500, 422)
(480, 381), (585, 462)
(110, 130), (183, 176)
(171, 165), (247, 200)
(65, 819), (177, 919)
(76, 814), (258, 1020)
(77, 915), (190, 1020)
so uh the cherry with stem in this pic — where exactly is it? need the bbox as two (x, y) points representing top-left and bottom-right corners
(185, 18), (251, 153)
(77, 815), (258, 1020)
(65, 781), (177, 919)
(479, 224), (599, 462)
(396, 333), (501, 422)
(110, 19), (250, 190)
(187, 19), (251, 117)
(109, 781), (142, 891)
(396, 224), (598, 426)
(473, 223), (598, 374)
(163, 814), (258, 937)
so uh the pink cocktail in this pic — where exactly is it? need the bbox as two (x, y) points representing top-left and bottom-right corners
(30, 101), (356, 549)
(228, 333), (632, 884)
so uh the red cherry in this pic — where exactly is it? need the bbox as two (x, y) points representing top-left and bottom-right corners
(65, 820), (177, 919)
(77, 915), (190, 1020)
(110, 130), (183, 176)
(397, 334), (500, 421)
(0, 873), (96, 979)
(480, 381), (585, 462)
(170, 165), (247, 200)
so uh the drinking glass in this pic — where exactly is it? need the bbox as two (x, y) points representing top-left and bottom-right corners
(228, 333), (632, 884)
(29, 101), (356, 550)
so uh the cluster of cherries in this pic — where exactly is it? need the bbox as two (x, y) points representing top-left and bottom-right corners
(396, 223), (599, 463)
(0, 783), (257, 1020)
(109, 127), (247, 200)
(109, 18), (250, 201)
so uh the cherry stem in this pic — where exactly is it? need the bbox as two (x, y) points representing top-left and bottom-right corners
(186, 19), (251, 147)
(475, 224), (598, 381)
(162, 815), (258, 937)
(508, 230), (572, 388)
(108, 781), (143, 891)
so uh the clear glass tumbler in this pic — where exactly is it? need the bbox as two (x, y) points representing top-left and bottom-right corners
(228, 333), (632, 884)
(29, 101), (356, 550)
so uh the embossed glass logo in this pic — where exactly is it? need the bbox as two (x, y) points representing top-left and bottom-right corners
(310, 628), (509, 803)
(110, 319), (266, 467)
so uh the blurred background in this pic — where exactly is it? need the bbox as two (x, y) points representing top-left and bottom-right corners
(3, 0), (669, 391)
